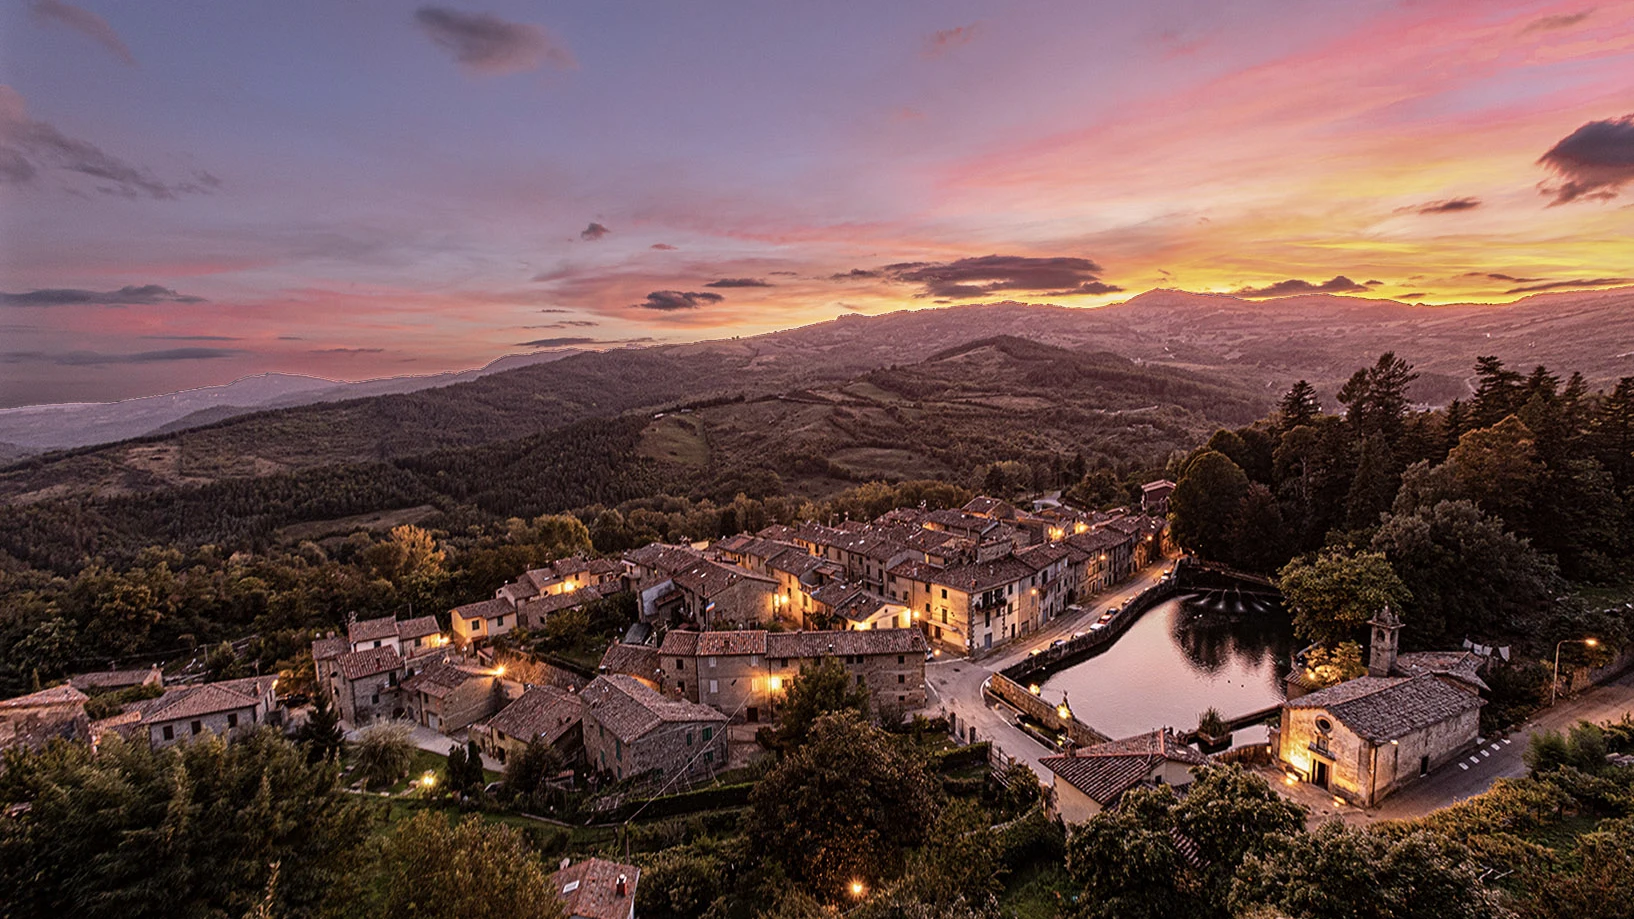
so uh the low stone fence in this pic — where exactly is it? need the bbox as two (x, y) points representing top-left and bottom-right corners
(986, 672), (1110, 748)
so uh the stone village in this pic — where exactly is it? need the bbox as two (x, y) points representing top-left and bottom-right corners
(0, 480), (1578, 915)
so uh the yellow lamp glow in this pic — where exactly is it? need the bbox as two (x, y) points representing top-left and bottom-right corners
(849, 881), (865, 898)
(493, 665), (506, 677)
(769, 676), (783, 691)
(1586, 638), (1599, 647)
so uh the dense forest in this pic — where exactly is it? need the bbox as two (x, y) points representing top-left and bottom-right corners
(1168, 354), (1634, 691)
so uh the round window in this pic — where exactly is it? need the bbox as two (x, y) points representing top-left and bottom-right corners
(1315, 717), (1333, 733)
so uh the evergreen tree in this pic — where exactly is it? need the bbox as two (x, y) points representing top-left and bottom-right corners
(1337, 352), (1417, 446)
(294, 689), (345, 764)
(1278, 379), (1322, 431)
(1470, 355), (1525, 428)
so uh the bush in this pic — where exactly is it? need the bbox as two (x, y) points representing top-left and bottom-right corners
(351, 722), (416, 789)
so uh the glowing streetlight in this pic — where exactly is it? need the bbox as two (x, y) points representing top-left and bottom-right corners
(849, 881), (866, 899)
(493, 664), (506, 677)
(1549, 637), (1601, 699)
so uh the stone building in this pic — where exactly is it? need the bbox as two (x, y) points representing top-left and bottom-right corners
(475, 684), (583, 766)
(0, 684), (89, 753)
(656, 627), (929, 722)
(598, 642), (661, 689)
(580, 674), (727, 783)
(128, 676), (279, 749)
(1273, 673), (1483, 806)
(450, 597), (518, 648)
(402, 658), (503, 732)
(331, 646), (406, 726)
(1038, 728), (1209, 824)
(69, 665), (163, 695)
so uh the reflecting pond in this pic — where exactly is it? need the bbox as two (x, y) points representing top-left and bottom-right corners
(1040, 589), (1295, 745)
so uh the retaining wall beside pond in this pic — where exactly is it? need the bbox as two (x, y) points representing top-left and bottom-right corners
(986, 672), (1110, 747)
(1002, 576), (1179, 686)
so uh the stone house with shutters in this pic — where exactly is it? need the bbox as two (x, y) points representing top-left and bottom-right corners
(342, 615), (447, 658)
(580, 675), (727, 783)
(474, 684), (583, 766)
(1039, 728), (1210, 824)
(402, 657), (503, 732)
(129, 675), (279, 749)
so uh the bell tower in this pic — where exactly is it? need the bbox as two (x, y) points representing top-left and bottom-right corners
(1368, 604), (1402, 677)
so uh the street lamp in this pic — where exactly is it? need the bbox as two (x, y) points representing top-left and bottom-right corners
(1552, 638), (1599, 705)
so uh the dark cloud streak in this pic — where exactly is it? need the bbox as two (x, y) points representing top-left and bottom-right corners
(580, 222), (609, 240)
(0, 284), (205, 306)
(1537, 114), (1634, 204)
(633, 290), (724, 311)
(414, 6), (575, 76)
(30, 0), (136, 66)
(882, 255), (1120, 299)
(1233, 276), (1368, 298)
(705, 278), (772, 288)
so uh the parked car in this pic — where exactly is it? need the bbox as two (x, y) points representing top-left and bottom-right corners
(1050, 638), (1067, 649)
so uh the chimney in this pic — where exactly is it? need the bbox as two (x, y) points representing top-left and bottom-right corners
(559, 857), (571, 870)
(616, 874), (628, 897)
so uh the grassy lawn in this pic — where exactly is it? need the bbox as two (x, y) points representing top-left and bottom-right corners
(638, 415), (710, 465)
(1000, 862), (1074, 919)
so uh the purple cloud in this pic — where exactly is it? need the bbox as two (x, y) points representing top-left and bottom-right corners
(705, 278), (772, 288)
(1398, 197), (1481, 214)
(633, 290), (724, 311)
(1504, 277), (1631, 294)
(415, 7), (575, 76)
(1233, 276), (1368, 298)
(31, 0), (136, 66)
(1, 284), (205, 306)
(1538, 114), (1634, 204)
(580, 221), (609, 240)
(882, 254), (1119, 299)
(0, 86), (216, 199)
(925, 24), (978, 57)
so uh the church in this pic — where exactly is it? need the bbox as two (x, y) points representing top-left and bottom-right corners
(1271, 607), (1485, 807)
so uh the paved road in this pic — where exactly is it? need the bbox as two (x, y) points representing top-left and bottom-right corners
(1354, 665), (1634, 822)
(925, 561), (1171, 777)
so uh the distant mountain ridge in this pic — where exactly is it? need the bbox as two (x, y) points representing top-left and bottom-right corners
(2, 286), (1630, 506)
(0, 349), (583, 455)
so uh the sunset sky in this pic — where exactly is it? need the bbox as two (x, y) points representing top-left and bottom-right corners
(2, 0), (1632, 406)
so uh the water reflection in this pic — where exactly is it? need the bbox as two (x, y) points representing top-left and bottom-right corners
(1041, 593), (1294, 744)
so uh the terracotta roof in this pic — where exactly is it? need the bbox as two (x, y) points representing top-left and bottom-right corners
(659, 629), (768, 657)
(531, 591), (592, 615)
(809, 580), (868, 609)
(623, 543), (701, 575)
(134, 676), (274, 724)
(311, 635), (349, 662)
(453, 597), (513, 621)
(599, 643), (660, 681)
(888, 560), (944, 583)
(1065, 528), (1126, 553)
(402, 658), (492, 698)
(336, 647), (404, 681)
(1288, 674), (1484, 743)
(68, 666), (162, 692)
(766, 627), (928, 658)
(936, 556), (1036, 592)
(0, 684), (89, 710)
(553, 857), (640, 919)
(963, 496), (1018, 519)
(1039, 728), (1208, 805)
(767, 551), (825, 579)
(1017, 542), (1071, 570)
(396, 616), (442, 641)
(672, 559), (773, 596)
(754, 524), (800, 541)
(487, 686), (581, 746)
(1142, 479), (1177, 494)
(582, 675), (724, 743)
(829, 592), (897, 624)
(348, 616), (400, 645)
(713, 533), (757, 554)
(923, 509), (1000, 534)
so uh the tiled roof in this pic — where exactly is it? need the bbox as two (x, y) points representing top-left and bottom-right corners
(830, 592), (897, 623)
(809, 580), (867, 609)
(1039, 728), (1208, 805)
(672, 559), (773, 596)
(532, 591), (592, 615)
(348, 616), (399, 645)
(963, 496), (1018, 519)
(924, 509), (999, 533)
(582, 675), (724, 743)
(767, 551), (825, 579)
(396, 616), (442, 641)
(936, 556), (1036, 592)
(766, 627), (928, 658)
(1065, 528), (1126, 553)
(311, 635), (350, 662)
(453, 597), (513, 621)
(1288, 674), (1484, 743)
(1142, 479), (1177, 494)
(657, 631), (699, 656)
(624, 543), (701, 575)
(134, 676), (274, 724)
(69, 666), (161, 692)
(337, 647), (404, 681)
(0, 684), (88, 710)
(1392, 651), (1489, 691)
(1016, 542), (1071, 569)
(402, 658), (492, 698)
(599, 643), (661, 681)
(888, 560), (944, 583)
(487, 686), (581, 746)
(553, 857), (640, 919)
(660, 629), (768, 657)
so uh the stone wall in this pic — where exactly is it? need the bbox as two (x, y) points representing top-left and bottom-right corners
(584, 712), (725, 783)
(987, 673), (1109, 747)
(341, 671), (403, 726)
